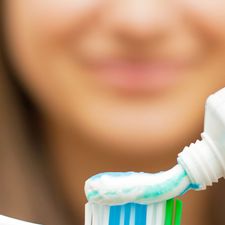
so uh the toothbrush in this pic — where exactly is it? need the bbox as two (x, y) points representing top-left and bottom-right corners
(0, 215), (40, 225)
(84, 165), (191, 225)
(85, 198), (182, 225)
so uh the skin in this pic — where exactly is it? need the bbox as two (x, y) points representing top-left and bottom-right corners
(3, 1), (225, 224)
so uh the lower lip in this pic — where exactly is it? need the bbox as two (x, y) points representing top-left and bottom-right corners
(88, 61), (186, 94)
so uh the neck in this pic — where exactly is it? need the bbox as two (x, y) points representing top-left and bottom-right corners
(43, 119), (211, 225)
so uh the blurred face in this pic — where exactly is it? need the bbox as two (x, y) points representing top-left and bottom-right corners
(4, 1), (225, 156)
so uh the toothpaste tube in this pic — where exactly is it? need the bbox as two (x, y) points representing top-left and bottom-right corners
(85, 87), (225, 205)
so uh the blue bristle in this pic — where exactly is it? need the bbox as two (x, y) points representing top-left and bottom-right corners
(109, 205), (121, 225)
(124, 203), (132, 225)
(108, 203), (147, 225)
(134, 204), (147, 225)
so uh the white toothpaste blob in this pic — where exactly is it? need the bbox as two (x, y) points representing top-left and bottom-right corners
(85, 164), (200, 205)
(85, 87), (225, 205)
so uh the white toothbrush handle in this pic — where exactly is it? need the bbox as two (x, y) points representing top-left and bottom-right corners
(0, 215), (40, 225)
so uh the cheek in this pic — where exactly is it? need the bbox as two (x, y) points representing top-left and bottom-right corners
(5, 1), (102, 116)
(5, 0), (104, 84)
(34, 0), (102, 37)
(179, 0), (225, 41)
(7, 0), (103, 44)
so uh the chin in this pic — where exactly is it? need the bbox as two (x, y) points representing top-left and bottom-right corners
(77, 120), (195, 160)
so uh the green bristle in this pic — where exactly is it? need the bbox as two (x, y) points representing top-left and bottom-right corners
(164, 199), (183, 225)
(165, 199), (174, 225)
(174, 200), (182, 225)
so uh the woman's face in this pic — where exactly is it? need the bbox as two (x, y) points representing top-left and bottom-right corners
(4, 1), (225, 156)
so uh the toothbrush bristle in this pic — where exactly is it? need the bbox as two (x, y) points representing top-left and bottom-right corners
(85, 202), (167, 225)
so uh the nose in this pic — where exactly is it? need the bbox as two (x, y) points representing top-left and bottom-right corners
(103, 0), (176, 42)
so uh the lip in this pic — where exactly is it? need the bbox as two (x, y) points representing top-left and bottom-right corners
(85, 59), (189, 94)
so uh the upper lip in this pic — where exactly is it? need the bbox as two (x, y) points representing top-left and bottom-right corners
(84, 57), (190, 71)
(78, 51), (193, 67)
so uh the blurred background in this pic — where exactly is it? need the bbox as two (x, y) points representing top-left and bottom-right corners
(1, 1), (225, 225)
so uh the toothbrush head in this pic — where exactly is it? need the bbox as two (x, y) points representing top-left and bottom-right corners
(85, 198), (183, 225)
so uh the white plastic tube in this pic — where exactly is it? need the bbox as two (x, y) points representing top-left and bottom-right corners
(178, 87), (225, 189)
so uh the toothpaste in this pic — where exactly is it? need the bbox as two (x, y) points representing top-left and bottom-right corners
(85, 88), (225, 205)
(85, 164), (200, 205)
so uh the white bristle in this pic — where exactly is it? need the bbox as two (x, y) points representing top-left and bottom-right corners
(146, 204), (155, 225)
(85, 201), (167, 225)
(85, 203), (92, 225)
(92, 204), (100, 225)
(119, 206), (124, 225)
(102, 205), (110, 225)
(85, 203), (109, 225)
(154, 202), (166, 225)
(129, 205), (135, 225)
